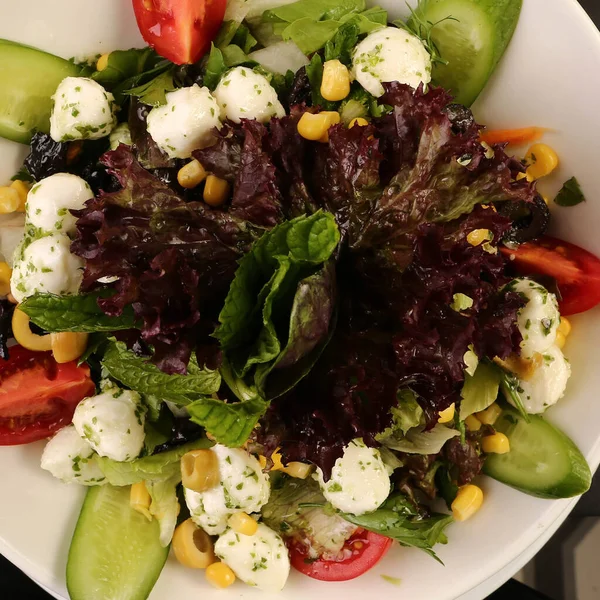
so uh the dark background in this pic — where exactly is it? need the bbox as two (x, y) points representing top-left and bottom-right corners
(1, 1), (600, 599)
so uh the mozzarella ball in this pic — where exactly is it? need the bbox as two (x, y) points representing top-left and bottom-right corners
(511, 345), (571, 414)
(50, 77), (117, 142)
(72, 384), (145, 462)
(146, 85), (221, 159)
(215, 523), (290, 592)
(41, 425), (106, 485)
(26, 174), (93, 236)
(510, 278), (560, 359)
(314, 439), (390, 516)
(185, 445), (270, 535)
(352, 27), (432, 97)
(10, 233), (84, 302)
(214, 67), (285, 124)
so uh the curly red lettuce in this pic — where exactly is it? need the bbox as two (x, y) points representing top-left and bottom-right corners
(71, 145), (259, 374)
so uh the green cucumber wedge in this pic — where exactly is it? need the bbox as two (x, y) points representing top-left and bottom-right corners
(67, 485), (169, 600)
(484, 408), (592, 500)
(409, 0), (522, 106)
(0, 39), (80, 144)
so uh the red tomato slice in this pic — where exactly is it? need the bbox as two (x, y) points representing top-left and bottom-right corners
(132, 0), (227, 65)
(0, 346), (95, 445)
(501, 236), (600, 316)
(290, 529), (393, 582)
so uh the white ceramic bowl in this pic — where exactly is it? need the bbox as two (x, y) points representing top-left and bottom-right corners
(1, 1), (600, 599)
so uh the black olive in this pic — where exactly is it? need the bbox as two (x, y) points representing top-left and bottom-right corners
(23, 132), (69, 180)
(444, 104), (476, 134)
(498, 194), (551, 244)
(287, 66), (311, 108)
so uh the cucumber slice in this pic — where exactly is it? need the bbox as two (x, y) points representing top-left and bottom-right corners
(409, 0), (522, 106)
(484, 409), (591, 500)
(0, 39), (80, 144)
(67, 485), (169, 600)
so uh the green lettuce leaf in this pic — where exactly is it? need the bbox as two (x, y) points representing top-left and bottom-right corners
(123, 69), (176, 107)
(459, 361), (501, 419)
(19, 292), (138, 333)
(340, 493), (453, 561)
(382, 424), (460, 455)
(102, 340), (221, 404)
(96, 438), (212, 486)
(376, 390), (424, 441)
(554, 176), (586, 207)
(262, 473), (358, 557)
(264, 0), (365, 24)
(91, 48), (164, 88)
(147, 476), (181, 547)
(214, 211), (339, 395)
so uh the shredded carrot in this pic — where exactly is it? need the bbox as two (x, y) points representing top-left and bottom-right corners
(480, 127), (547, 147)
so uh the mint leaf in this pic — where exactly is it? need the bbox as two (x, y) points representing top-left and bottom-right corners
(102, 340), (221, 403)
(340, 493), (453, 562)
(459, 361), (501, 419)
(554, 176), (586, 207)
(187, 395), (268, 447)
(204, 44), (227, 90)
(19, 292), (137, 332)
(123, 69), (176, 107)
(91, 48), (162, 88)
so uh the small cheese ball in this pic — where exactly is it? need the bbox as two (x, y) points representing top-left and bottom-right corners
(10, 233), (84, 303)
(41, 425), (106, 485)
(214, 67), (285, 124)
(72, 383), (146, 462)
(146, 84), (221, 159)
(50, 77), (117, 142)
(352, 27), (432, 97)
(26, 173), (93, 236)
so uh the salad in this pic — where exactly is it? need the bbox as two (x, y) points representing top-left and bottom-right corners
(0, 0), (599, 597)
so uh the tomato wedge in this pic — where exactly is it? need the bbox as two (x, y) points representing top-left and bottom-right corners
(501, 236), (600, 315)
(0, 346), (95, 445)
(290, 529), (393, 582)
(132, 0), (227, 65)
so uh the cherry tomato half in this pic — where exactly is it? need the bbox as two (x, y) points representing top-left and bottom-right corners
(290, 529), (393, 582)
(0, 346), (95, 445)
(501, 236), (600, 316)
(132, 0), (227, 65)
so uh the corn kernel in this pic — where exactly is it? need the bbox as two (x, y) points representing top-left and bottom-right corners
(271, 449), (284, 471)
(173, 519), (215, 569)
(482, 432), (510, 454)
(321, 60), (351, 102)
(297, 111), (341, 142)
(283, 461), (314, 479)
(465, 414), (482, 432)
(203, 175), (230, 207)
(467, 229), (492, 247)
(0, 262), (12, 297)
(555, 331), (567, 350)
(228, 512), (258, 537)
(178, 159), (207, 189)
(130, 482), (152, 521)
(438, 403), (455, 424)
(206, 562), (236, 589)
(476, 403), (503, 426)
(258, 455), (267, 469)
(558, 317), (571, 338)
(0, 187), (21, 214)
(97, 53), (110, 72)
(525, 143), (559, 180)
(516, 171), (534, 183)
(10, 180), (30, 211)
(452, 484), (484, 522)
(349, 117), (369, 128)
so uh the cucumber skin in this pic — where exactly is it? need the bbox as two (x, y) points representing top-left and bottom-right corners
(0, 39), (80, 144)
(67, 485), (169, 600)
(484, 409), (592, 500)
(412, 0), (523, 106)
